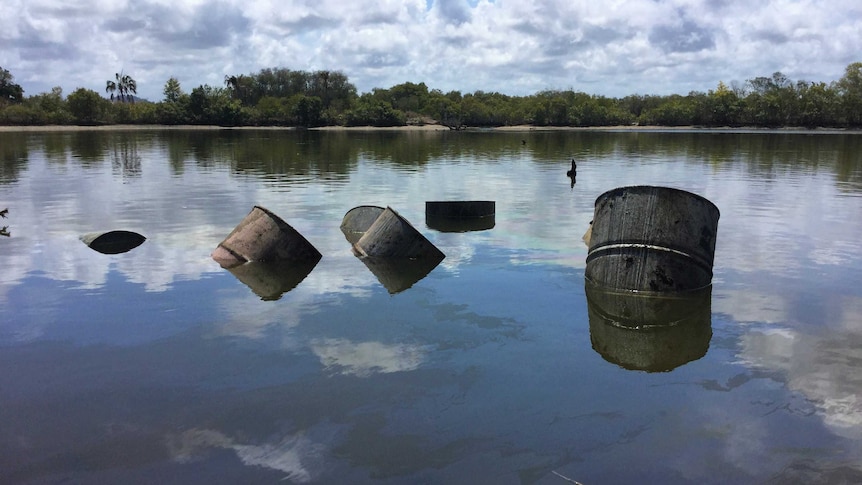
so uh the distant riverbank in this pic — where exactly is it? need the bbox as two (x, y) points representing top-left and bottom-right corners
(1, 124), (859, 134)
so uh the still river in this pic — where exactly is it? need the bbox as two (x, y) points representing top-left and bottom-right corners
(1, 128), (861, 484)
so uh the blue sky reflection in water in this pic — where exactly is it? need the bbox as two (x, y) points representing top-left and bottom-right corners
(1, 129), (862, 483)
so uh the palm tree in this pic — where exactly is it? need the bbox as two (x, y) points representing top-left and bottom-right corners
(224, 74), (247, 103)
(121, 73), (137, 103)
(224, 74), (238, 92)
(106, 71), (138, 103)
(105, 78), (117, 101)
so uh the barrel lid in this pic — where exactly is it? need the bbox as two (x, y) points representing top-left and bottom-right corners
(594, 185), (719, 218)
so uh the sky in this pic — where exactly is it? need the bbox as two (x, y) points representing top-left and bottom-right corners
(2, 0), (861, 102)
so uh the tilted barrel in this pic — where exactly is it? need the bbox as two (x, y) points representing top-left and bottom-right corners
(211, 205), (322, 267)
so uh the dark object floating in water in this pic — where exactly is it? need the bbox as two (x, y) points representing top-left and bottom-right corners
(80, 230), (146, 254)
(425, 200), (495, 233)
(586, 281), (712, 373)
(0, 207), (8, 237)
(212, 205), (321, 267)
(224, 259), (320, 301)
(585, 185), (719, 293)
(566, 159), (577, 177)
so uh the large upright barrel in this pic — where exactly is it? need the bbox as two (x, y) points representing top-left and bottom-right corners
(585, 186), (719, 293)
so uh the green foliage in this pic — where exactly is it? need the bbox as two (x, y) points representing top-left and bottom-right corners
(0, 66), (24, 104)
(163, 77), (183, 103)
(345, 94), (406, 127)
(0, 104), (42, 124)
(0, 87), (69, 125)
(640, 95), (695, 126)
(292, 95), (324, 128)
(156, 94), (190, 125)
(188, 84), (244, 125)
(3, 62), (862, 129)
(67, 88), (109, 125)
(255, 96), (291, 125)
(221, 68), (357, 111)
(376, 82), (431, 115)
(701, 82), (742, 126)
(836, 62), (862, 126)
(796, 81), (839, 127)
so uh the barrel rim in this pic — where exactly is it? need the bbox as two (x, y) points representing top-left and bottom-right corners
(344, 204), (386, 213)
(425, 200), (495, 204)
(425, 200), (496, 218)
(252, 204), (286, 223)
(594, 185), (720, 217)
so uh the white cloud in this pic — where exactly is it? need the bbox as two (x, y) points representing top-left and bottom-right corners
(2, 0), (860, 101)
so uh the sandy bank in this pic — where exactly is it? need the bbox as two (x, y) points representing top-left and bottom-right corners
(0, 124), (450, 133)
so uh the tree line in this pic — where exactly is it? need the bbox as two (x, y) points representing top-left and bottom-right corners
(1, 63), (861, 128)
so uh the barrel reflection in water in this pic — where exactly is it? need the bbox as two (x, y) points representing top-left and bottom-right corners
(357, 255), (445, 295)
(586, 282), (712, 372)
(224, 259), (320, 301)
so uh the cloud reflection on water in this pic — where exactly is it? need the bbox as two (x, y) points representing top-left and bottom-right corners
(311, 338), (428, 377)
(168, 428), (326, 483)
(737, 299), (862, 441)
(3, 130), (862, 481)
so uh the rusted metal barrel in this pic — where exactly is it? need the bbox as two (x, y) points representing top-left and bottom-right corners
(585, 186), (719, 293)
(212, 206), (322, 267)
(353, 207), (444, 260)
(586, 281), (712, 372)
(340, 205), (385, 244)
(80, 230), (146, 254)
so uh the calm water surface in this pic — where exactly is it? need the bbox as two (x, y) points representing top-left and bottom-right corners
(1, 129), (861, 484)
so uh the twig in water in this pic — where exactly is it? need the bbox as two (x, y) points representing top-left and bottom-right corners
(552, 470), (585, 485)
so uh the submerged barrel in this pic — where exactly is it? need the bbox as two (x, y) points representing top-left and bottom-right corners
(212, 205), (322, 267)
(340, 205), (386, 244)
(426, 201), (496, 233)
(354, 207), (444, 260)
(585, 186), (719, 293)
(80, 230), (146, 254)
